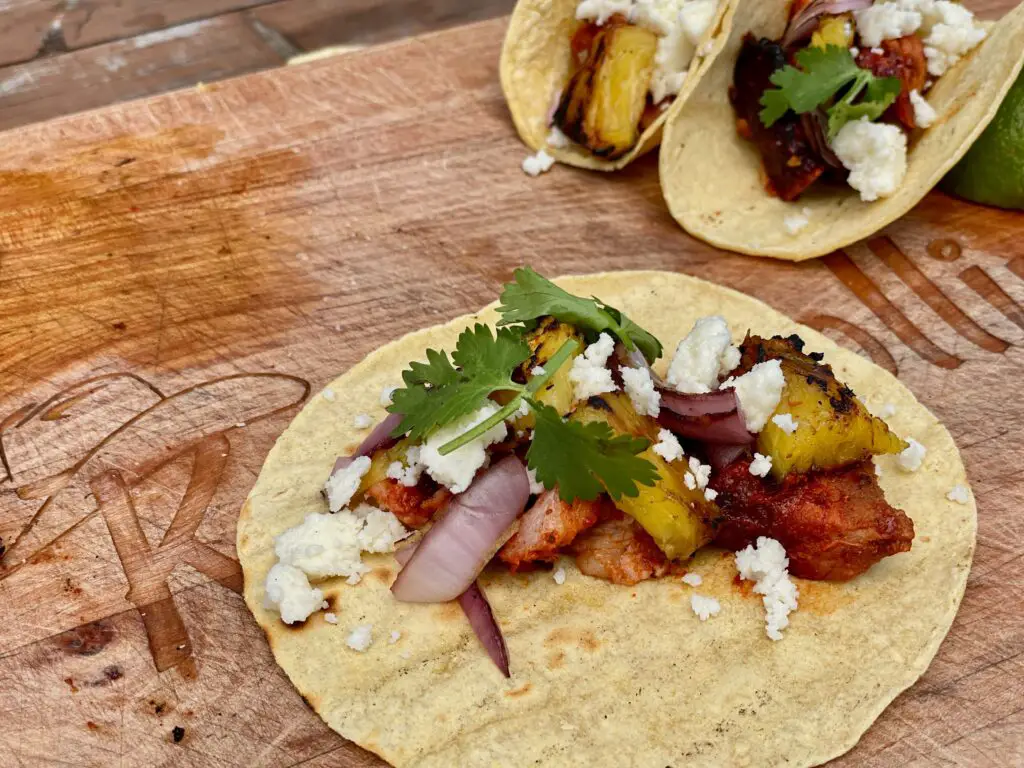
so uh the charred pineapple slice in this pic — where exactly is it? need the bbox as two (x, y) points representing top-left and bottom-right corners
(507, 317), (584, 432)
(554, 21), (658, 159)
(573, 392), (714, 560)
(738, 335), (906, 479)
(810, 14), (854, 49)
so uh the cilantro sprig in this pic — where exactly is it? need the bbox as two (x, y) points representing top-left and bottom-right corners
(386, 269), (662, 501)
(497, 267), (663, 364)
(760, 46), (902, 139)
(528, 402), (658, 501)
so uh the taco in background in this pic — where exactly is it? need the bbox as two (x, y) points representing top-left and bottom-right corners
(501, 0), (737, 171)
(659, 0), (1024, 260)
(239, 269), (975, 768)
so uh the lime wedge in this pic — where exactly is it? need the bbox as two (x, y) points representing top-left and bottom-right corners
(942, 71), (1024, 210)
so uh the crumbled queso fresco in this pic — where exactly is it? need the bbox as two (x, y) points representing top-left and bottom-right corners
(720, 359), (786, 433)
(418, 402), (508, 493)
(653, 428), (685, 462)
(324, 456), (371, 513)
(569, 332), (618, 400)
(666, 315), (740, 394)
(576, 0), (720, 105)
(347, 624), (374, 652)
(909, 90), (937, 128)
(527, 467), (546, 495)
(771, 413), (799, 434)
(690, 594), (721, 621)
(521, 148), (555, 177)
(264, 505), (409, 625)
(386, 445), (424, 487)
(748, 452), (773, 478)
(783, 208), (812, 236)
(897, 437), (927, 472)
(831, 118), (908, 203)
(621, 365), (661, 417)
(735, 537), (799, 641)
(947, 484), (970, 504)
(681, 571), (703, 587)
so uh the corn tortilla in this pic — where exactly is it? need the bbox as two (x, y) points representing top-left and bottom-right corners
(659, 0), (1024, 260)
(500, 0), (738, 170)
(239, 271), (974, 767)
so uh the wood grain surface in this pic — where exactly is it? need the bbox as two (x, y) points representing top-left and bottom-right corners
(0, 8), (1022, 767)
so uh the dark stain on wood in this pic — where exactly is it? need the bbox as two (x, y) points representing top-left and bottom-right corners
(54, 621), (116, 656)
(171, 726), (186, 744)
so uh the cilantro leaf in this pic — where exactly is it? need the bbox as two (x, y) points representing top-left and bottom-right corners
(759, 45), (902, 137)
(527, 401), (659, 502)
(388, 324), (530, 440)
(497, 267), (663, 363)
(826, 76), (901, 138)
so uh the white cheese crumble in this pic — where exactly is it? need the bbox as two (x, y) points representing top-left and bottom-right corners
(527, 467), (546, 495)
(531, 365), (546, 377)
(389, 630), (402, 644)
(322, 388), (336, 402)
(720, 359), (785, 433)
(783, 208), (812, 235)
(854, 3), (922, 48)
(576, 0), (632, 25)
(547, 126), (570, 149)
(346, 624), (373, 652)
(690, 594), (721, 621)
(386, 445), (425, 487)
(353, 412), (373, 429)
(771, 413), (799, 434)
(380, 386), (396, 406)
(687, 456), (711, 490)
(666, 316), (740, 394)
(748, 452), (773, 478)
(274, 507), (408, 582)
(681, 572), (702, 587)
(831, 118), (908, 202)
(683, 472), (697, 490)
(419, 402), (507, 493)
(553, 567), (567, 585)
(653, 428), (685, 462)
(909, 89), (937, 128)
(897, 437), (926, 472)
(569, 332), (618, 400)
(735, 537), (799, 641)
(522, 148), (556, 177)
(874, 402), (897, 419)
(947, 484), (970, 504)
(324, 612), (338, 624)
(621, 366), (661, 417)
(704, 487), (718, 502)
(921, 0), (986, 76)
(324, 456), (371, 513)
(263, 563), (325, 625)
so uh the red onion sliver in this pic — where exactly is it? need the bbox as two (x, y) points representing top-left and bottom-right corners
(781, 0), (872, 48)
(658, 388), (741, 418)
(801, 110), (842, 168)
(329, 411), (404, 477)
(658, 408), (755, 445)
(395, 535), (511, 677)
(458, 582), (511, 678)
(705, 443), (750, 471)
(391, 455), (530, 603)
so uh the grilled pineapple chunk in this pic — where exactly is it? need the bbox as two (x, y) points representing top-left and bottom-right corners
(554, 22), (658, 159)
(811, 14), (854, 49)
(358, 438), (414, 496)
(740, 335), (907, 479)
(573, 392), (714, 560)
(510, 317), (584, 432)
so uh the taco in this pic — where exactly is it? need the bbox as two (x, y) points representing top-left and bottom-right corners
(501, 0), (738, 171)
(659, 0), (1024, 260)
(238, 270), (974, 767)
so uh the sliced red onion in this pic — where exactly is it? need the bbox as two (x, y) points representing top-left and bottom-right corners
(801, 109), (842, 168)
(329, 411), (404, 476)
(781, 0), (872, 49)
(612, 343), (666, 388)
(395, 535), (511, 677)
(705, 443), (750, 471)
(656, 388), (754, 444)
(391, 455), (530, 603)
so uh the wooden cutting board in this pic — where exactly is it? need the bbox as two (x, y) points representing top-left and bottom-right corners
(1, 9), (1022, 767)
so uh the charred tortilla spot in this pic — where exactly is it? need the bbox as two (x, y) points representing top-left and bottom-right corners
(505, 682), (533, 698)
